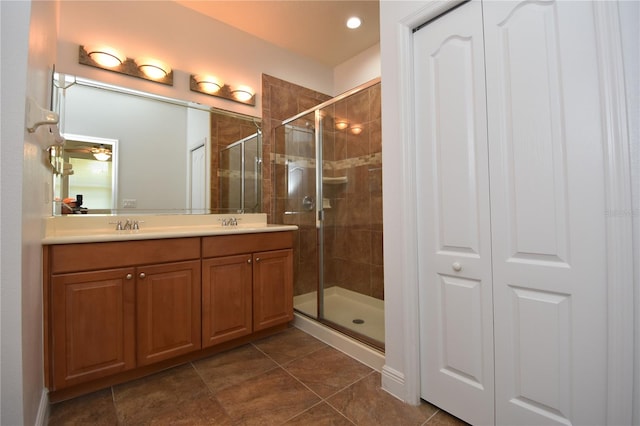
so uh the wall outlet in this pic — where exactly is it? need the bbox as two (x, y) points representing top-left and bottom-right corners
(122, 199), (137, 208)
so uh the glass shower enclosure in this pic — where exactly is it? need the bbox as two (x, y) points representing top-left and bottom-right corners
(218, 132), (262, 213)
(275, 80), (384, 349)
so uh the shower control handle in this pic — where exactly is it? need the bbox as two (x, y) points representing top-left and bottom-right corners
(452, 262), (462, 272)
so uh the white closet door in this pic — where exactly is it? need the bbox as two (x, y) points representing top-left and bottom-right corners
(414, 2), (495, 425)
(483, 2), (608, 424)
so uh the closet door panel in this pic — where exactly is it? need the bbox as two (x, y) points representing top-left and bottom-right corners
(484, 2), (608, 425)
(414, 2), (494, 425)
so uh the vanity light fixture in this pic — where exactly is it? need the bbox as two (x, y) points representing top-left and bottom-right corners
(189, 75), (255, 106)
(350, 124), (363, 135)
(193, 75), (223, 94)
(335, 119), (349, 130)
(84, 46), (126, 68)
(136, 57), (171, 80)
(231, 86), (254, 103)
(78, 45), (173, 86)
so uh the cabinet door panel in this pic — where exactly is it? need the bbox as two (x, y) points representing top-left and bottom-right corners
(253, 249), (294, 331)
(202, 254), (253, 347)
(136, 260), (201, 366)
(51, 268), (135, 389)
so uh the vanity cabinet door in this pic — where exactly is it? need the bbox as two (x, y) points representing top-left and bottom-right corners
(202, 254), (253, 347)
(253, 249), (294, 331)
(136, 260), (201, 366)
(51, 268), (136, 389)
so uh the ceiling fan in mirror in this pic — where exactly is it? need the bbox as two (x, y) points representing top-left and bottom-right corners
(65, 144), (112, 161)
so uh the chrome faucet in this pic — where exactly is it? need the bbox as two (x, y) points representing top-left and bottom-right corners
(110, 220), (124, 231)
(219, 217), (240, 227)
(109, 218), (143, 231)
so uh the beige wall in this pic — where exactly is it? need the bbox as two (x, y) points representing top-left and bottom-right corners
(55, 1), (337, 117)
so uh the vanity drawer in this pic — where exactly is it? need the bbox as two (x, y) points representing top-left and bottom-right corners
(49, 237), (201, 274)
(202, 231), (293, 258)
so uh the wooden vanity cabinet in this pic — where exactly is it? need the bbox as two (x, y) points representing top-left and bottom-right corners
(135, 260), (201, 366)
(45, 231), (294, 395)
(252, 249), (294, 331)
(201, 254), (253, 347)
(46, 238), (201, 390)
(201, 231), (294, 347)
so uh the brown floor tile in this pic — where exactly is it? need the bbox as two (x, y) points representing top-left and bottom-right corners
(284, 346), (373, 398)
(327, 372), (437, 426)
(252, 327), (327, 364)
(425, 409), (471, 425)
(48, 388), (117, 426)
(215, 367), (320, 425)
(284, 402), (354, 425)
(113, 364), (230, 425)
(193, 344), (278, 393)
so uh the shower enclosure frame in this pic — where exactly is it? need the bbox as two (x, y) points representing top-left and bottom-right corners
(218, 131), (262, 214)
(279, 78), (384, 350)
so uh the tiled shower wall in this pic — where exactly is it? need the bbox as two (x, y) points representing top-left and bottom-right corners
(262, 74), (332, 223)
(210, 112), (259, 211)
(266, 75), (383, 303)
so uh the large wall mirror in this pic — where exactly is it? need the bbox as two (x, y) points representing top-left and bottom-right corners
(52, 74), (262, 215)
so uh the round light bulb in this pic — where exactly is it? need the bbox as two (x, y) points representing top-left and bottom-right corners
(346, 16), (362, 29)
(86, 46), (125, 68)
(350, 125), (363, 135)
(136, 58), (171, 80)
(335, 120), (349, 130)
(231, 86), (254, 102)
(196, 75), (222, 93)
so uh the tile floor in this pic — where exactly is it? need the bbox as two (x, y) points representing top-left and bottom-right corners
(48, 327), (468, 426)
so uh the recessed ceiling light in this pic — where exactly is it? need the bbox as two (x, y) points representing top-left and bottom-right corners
(346, 16), (362, 29)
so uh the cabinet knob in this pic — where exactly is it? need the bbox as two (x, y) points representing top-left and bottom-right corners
(247, 259), (252, 264)
(125, 273), (133, 280)
(452, 262), (462, 272)
(139, 272), (146, 279)
(255, 257), (260, 262)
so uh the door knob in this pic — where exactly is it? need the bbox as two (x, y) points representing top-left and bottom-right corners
(452, 262), (462, 272)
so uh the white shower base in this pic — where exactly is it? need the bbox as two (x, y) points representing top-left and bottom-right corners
(293, 286), (385, 344)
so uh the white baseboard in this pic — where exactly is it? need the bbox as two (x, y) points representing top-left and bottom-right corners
(35, 388), (49, 426)
(381, 365), (408, 402)
(293, 313), (385, 371)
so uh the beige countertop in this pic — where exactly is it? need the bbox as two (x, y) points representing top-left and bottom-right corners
(42, 213), (298, 245)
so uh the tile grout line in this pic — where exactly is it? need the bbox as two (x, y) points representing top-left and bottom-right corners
(423, 408), (441, 425)
(278, 365), (363, 425)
